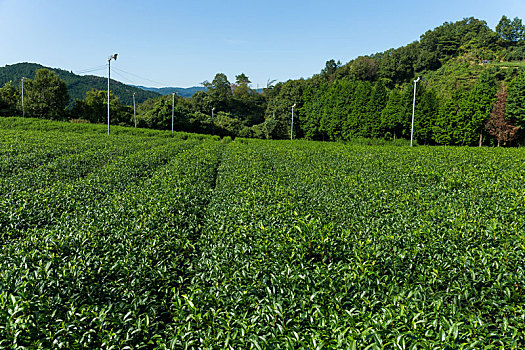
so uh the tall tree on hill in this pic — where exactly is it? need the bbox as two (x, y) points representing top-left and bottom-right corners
(233, 73), (252, 97)
(485, 86), (520, 146)
(350, 57), (378, 81)
(496, 16), (525, 43)
(202, 73), (233, 113)
(377, 45), (416, 86)
(320, 59), (341, 81)
(24, 69), (69, 120)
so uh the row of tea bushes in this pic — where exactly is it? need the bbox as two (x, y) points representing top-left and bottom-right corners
(2, 119), (525, 348)
(0, 117), (213, 140)
(172, 140), (524, 348)
(0, 136), (223, 348)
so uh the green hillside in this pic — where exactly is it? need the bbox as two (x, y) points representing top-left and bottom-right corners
(0, 62), (160, 106)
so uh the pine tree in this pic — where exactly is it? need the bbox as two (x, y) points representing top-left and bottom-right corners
(380, 89), (407, 139)
(366, 80), (387, 138)
(414, 87), (439, 145)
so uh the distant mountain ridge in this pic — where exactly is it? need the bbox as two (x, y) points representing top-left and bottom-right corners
(0, 63), (161, 106)
(134, 85), (207, 98)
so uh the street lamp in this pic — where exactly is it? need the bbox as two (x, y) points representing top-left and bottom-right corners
(172, 92), (176, 133)
(291, 103), (297, 140)
(133, 92), (137, 127)
(212, 107), (216, 135)
(410, 77), (421, 147)
(107, 53), (118, 135)
(21, 77), (25, 118)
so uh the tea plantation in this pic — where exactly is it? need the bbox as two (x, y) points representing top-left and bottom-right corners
(1, 118), (524, 349)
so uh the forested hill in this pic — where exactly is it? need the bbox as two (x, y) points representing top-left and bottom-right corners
(134, 86), (207, 98)
(0, 63), (160, 106)
(259, 16), (525, 146)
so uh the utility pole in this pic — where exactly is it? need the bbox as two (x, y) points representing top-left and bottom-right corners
(133, 92), (137, 127)
(107, 54), (118, 135)
(291, 103), (296, 140)
(212, 107), (215, 135)
(21, 77), (25, 118)
(410, 77), (421, 147)
(172, 92), (175, 133)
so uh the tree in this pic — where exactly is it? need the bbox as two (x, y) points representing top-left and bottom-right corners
(264, 79), (306, 139)
(233, 73), (252, 97)
(0, 81), (20, 116)
(350, 56), (378, 81)
(24, 69), (69, 120)
(505, 69), (525, 132)
(380, 88), (409, 139)
(485, 86), (520, 146)
(300, 84), (324, 140)
(366, 80), (387, 138)
(71, 89), (130, 125)
(320, 59), (341, 80)
(344, 81), (371, 138)
(206, 73), (233, 99)
(466, 69), (497, 146)
(496, 15), (525, 43)
(511, 17), (525, 41)
(414, 87), (439, 145)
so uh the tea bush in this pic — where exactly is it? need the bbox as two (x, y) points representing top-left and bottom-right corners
(1, 122), (524, 348)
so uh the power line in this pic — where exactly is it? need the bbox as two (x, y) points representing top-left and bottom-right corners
(112, 67), (166, 86)
(75, 64), (108, 74)
(111, 70), (138, 85)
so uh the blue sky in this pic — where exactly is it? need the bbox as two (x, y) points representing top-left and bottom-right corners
(1, 0), (524, 88)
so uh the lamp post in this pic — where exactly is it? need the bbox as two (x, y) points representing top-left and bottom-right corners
(410, 77), (421, 147)
(107, 54), (118, 135)
(291, 103), (296, 140)
(21, 77), (25, 118)
(171, 92), (175, 133)
(212, 107), (215, 135)
(133, 92), (137, 128)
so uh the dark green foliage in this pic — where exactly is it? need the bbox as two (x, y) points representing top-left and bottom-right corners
(23, 69), (69, 120)
(414, 87), (439, 145)
(381, 88), (408, 140)
(264, 79), (306, 139)
(366, 80), (387, 138)
(506, 69), (525, 131)
(496, 16), (525, 43)
(0, 81), (20, 116)
(70, 89), (131, 126)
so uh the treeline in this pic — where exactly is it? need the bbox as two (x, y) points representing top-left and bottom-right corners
(2, 16), (525, 145)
